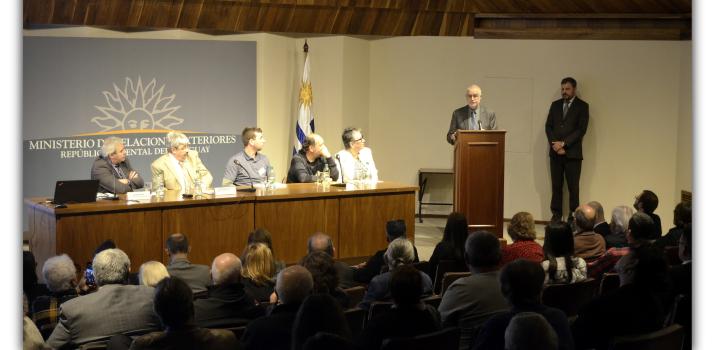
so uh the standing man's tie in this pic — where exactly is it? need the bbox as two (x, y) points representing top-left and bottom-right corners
(563, 100), (570, 119)
(471, 110), (479, 130)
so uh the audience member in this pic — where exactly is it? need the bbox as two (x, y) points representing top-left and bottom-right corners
(248, 228), (286, 273)
(572, 205), (606, 261)
(193, 253), (264, 327)
(669, 223), (692, 349)
(47, 248), (160, 348)
(471, 259), (573, 350)
(360, 265), (441, 350)
(633, 190), (662, 239)
(573, 247), (670, 349)
(129, 277), (236, 350)
(301, 332), (355, 350)
(428, 212), (469, 282)
(500, 212), (544, 265)
(139, 261), (170, 288)
(242, 265), (314, 350)
(605, 205), (633, 248)
(24, 314), (49, 350)
(165, 233), (212, 294)
(300, 251), (350, 308)
(653, 201), (692, 250)
(587, 201), (611, 237)
(359, 238), (433, 310)
(439, 230), (509, 350)
(541, 223), (587, 285)
(353, 219), (419, 284)
(307, 232), (357, 288)
(78, 239), (117, 294)
(23, 251), (42, 310)
(616, 212), (662, 285)
(291, 294), (352, 350)
(588, 212), (656, 279)
(31, 254), (79, 339)
(241, 243), (277, 303)
(504, 312), (559, 350)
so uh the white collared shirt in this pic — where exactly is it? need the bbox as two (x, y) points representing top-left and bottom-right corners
(170, 156), (188, 194)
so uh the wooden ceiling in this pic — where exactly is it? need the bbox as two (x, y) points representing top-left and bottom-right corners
(23, 0), (692, 40)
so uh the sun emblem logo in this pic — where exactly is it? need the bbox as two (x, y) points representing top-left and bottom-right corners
(91, 77), (184, 131)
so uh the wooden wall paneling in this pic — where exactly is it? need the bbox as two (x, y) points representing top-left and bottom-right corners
(337, 192), (415, 259)
(254, 198), (339, 264)
(55, 209), (163, 272)
(27, 206), (57, 281)
(162, 202), (255, 266)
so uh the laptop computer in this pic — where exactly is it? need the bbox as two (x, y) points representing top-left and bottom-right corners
(52, 180), (99, 204)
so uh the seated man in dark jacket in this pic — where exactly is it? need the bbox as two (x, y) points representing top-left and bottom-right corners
(286, 133), (339, 183)
(242, 265), (315, 350)
(193, 253), (265, 327)
(353, 219), (419, 284)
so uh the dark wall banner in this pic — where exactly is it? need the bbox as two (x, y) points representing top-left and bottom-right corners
(23, 37), (257, 198)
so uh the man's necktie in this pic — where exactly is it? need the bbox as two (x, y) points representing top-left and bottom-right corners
(471, 110), (479, 130)
(563, 101), (570, 119)
(115, 165), (126, 179)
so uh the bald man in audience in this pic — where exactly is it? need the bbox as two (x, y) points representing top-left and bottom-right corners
(242, 265), (314, 350)
(572, 205), (606, 262)
(587, 201), (611, 238)
(307, 232), (357, 288)
(193, 253), (264, 328)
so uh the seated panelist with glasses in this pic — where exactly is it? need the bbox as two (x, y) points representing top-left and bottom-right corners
(151, 131), (213, 194)
(90, 136), (145, 194)
(286, 133), (339, 184)
(335, 127), (378, 184)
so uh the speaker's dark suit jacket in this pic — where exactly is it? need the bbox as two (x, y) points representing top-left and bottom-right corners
(544, 97), (589, 159)
(447, 105), (497, 145)
(91, 156), (145, 194)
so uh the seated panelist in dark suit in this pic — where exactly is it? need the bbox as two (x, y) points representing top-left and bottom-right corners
(91, 136), (144, 193)
(287, 133), (339, 183)
(447, 84), (497, 145)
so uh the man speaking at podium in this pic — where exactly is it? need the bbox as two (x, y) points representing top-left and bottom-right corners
(91, 136), (144, 194)
(446, 84), (497, 145)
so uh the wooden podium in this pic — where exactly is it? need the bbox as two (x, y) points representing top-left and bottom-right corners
(453, 130), (506, 237)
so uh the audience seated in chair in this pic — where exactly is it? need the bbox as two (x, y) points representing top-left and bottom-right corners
(572, 246), (670, 350)
(241, 265), (314, 350)
(193, 253), (265, 328)
(47, 248), (161, 349)
(572, 205), (606, 262)
(240, 243), (276, 303)
(308, 232), (359, 289)
(31, 254), (79, 340)
(633, 190), (662, 239)
(360, 265), (441, 350)
(359, 238), (433, 310)
(77, 239), (117, 295)
(500, 212), (544, 266)
(353, 220), (419, 284)
(668, 223), (691, 349)
(504, 312), (559, 350)
(471, 259), (574, 350)
(438, 230), (509, 350)
(292, 294), (353, 350)
(588, 212), (657, 283)
(605, 206), (633, 249)
(302, 332), (355, 350)
(652, 201), (691, 251)
(165, 233), (212, 294)
(128, 277), (237, 350)
(428, 212), (469, 282)
(300, 251), (351, 309)
(138, 261), (169, 288)
(587, 201), (611, 239)
(248, 228), (286, 274)
(541, 222), (587, 285)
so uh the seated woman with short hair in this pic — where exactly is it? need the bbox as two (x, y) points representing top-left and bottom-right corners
(500, 212), (544, 266)
(335, 127), (378, 183)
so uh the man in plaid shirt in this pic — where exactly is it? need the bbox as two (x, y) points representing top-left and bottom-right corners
(31, 254), (79, 339)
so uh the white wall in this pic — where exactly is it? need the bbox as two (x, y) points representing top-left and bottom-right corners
(23, 28), (692, 230)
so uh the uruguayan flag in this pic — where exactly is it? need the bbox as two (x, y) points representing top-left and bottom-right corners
(295, 50), (315, 154)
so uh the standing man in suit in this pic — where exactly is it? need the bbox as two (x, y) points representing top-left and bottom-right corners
(91, 136), (144, 194)
(151, 131), (213, 194)
(447, 84), (497, 145)
(545, 77), (589, 223)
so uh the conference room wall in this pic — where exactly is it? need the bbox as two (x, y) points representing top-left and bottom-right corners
(368, 37), (692, 227)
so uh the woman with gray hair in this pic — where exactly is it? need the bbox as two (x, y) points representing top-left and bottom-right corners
(151, 131), (213, 194)
(607, 205), (634, 248)
(31, 254), (79, 339)
(358, 238), (433, 309)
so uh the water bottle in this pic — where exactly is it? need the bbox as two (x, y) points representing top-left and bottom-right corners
(266, 165), (276, 190)
(155, 179), (166, 198)
(322, 163), (330, 186)
(193, 179), (202, 198)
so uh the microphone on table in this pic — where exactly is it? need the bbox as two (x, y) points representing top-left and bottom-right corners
(234, 159), (256, 191)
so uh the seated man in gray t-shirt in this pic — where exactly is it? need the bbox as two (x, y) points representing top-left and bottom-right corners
(223, 127), (272, 186)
